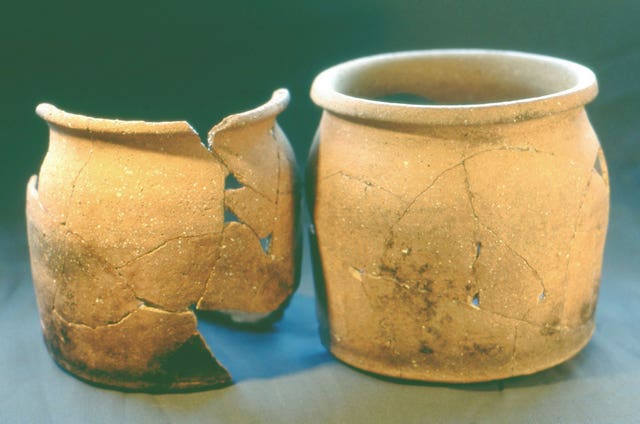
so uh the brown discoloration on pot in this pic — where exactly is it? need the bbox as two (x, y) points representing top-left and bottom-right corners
(26, 89), (299, 391)
(309, 50), (609, 382)
(46, 306), (230, 392)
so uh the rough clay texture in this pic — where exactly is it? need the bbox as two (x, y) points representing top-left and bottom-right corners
(26, 92), (298, 392)
(309, 108), (609, 382)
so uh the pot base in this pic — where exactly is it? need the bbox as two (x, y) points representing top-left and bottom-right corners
(45, 334), (232, 393)
(325, 323), (595, 383)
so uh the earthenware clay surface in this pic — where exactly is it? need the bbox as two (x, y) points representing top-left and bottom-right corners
(309, 50), (609, 382)
(26, 89), (299, 391)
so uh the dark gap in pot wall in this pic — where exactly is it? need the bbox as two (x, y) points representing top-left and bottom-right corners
(224, 207), (240, 223)
(260, 233), (272, 254)
(471, 292), (480, 307)
(594, 154), (605, 179)
(224, 173), (244, 190)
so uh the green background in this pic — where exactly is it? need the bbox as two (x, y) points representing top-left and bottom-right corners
(1, 0), (638, 221)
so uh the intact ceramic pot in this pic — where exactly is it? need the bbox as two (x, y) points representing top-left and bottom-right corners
(308, 50), (609, 382)
(26, 89), (299, 391)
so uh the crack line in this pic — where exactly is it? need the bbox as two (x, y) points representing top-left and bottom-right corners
(63, 148), (94, 225)
(479, 222), (547, 295)
(387, 163), (463, 241)
(318, 171), (406, 201)
(214, 146), (281, 201)
(269, 139), (283, 254)
(359, 280), (377, 310)
(463, 145), (557, 162)
(53, 305), (144, 330)
(560, 170), (595, 320)
(196, 231), (225, 309)
(462, 159), (546, 296)
(379, 162), (463, 267)
(226, 181), (274, 203)
(115, 232), (222, 269)
(470, 303), (572, 331)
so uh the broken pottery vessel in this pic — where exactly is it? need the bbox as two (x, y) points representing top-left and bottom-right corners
(308, 50), (609, 382)
(26, 89), (299, 391)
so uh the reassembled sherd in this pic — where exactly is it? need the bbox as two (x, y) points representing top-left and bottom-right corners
(26, 89), (299, 392)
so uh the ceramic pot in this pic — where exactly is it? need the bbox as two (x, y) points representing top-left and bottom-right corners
(308, 50), (609, 382)
(26, 89), (299, 391)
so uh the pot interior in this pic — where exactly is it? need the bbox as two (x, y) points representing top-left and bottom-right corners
(335, 52), (582, 106)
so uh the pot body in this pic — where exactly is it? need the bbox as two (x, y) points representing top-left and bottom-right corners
(309, 106), (609, 382)
(26, 90), (299, 391)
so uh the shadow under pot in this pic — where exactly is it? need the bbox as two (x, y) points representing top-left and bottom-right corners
(26, 89), (300, 392)
(307, 50), (609, 383)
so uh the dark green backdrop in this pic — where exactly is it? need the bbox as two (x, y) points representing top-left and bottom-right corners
(1, 0), (638, 221)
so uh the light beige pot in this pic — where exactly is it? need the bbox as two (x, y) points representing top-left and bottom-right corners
(308, 50), (609, 382)
(26, 89), (299, 391)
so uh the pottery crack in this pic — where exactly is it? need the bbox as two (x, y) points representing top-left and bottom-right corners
(480, 222), (546, 296)
(561, 170), (594, 319)
(237, 221), (266, 249)
(53, 304), (143, 330)
(134, 295), (173, 312)
(463, 145), (556, 162)
(462, 158), (481, 285)
(320, 171), (405, 200)
(380, 163), (464, 274)
(213, 148), (277, 200)
(224, 183), (278, 235)
(401, 163), (463, 216)
(593, 148), (609, 187)
(196, 233), (225, 309)
(461, 161), (480, 222)
(390, 163), (463, 234)
(569, 170), (595, 244)
(374, 266), (428, 296)
(228, 182), (273, 203)
(63, 148), (93, 225)
(471, 304), (555, 329)
(232, 175), (273, 201)
(209, 143), (273, 200)
(462, 161), (546, 298)
(115, 232), (222, 269)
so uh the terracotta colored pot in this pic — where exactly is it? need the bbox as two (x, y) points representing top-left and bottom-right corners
(26, 89), (299, 391)
(308, 50), (609, 382)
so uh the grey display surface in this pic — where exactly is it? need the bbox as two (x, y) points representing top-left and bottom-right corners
(1, 195), (639, 423)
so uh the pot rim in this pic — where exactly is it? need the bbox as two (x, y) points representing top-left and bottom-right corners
(36, 88), (290, 136)
(310, 49), (597, 125)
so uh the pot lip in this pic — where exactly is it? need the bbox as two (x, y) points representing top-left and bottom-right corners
(310, 49), (598, 126)
(36, 88), (290, 136)
(208, 88), (289, 138)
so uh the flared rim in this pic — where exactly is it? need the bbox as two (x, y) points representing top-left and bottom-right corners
(310, 49), (597, 125)
(36, 89), (290, 136)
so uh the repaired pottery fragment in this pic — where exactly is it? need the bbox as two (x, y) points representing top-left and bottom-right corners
(26, 89), (299, 392)
(308, 50), (609, 382)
